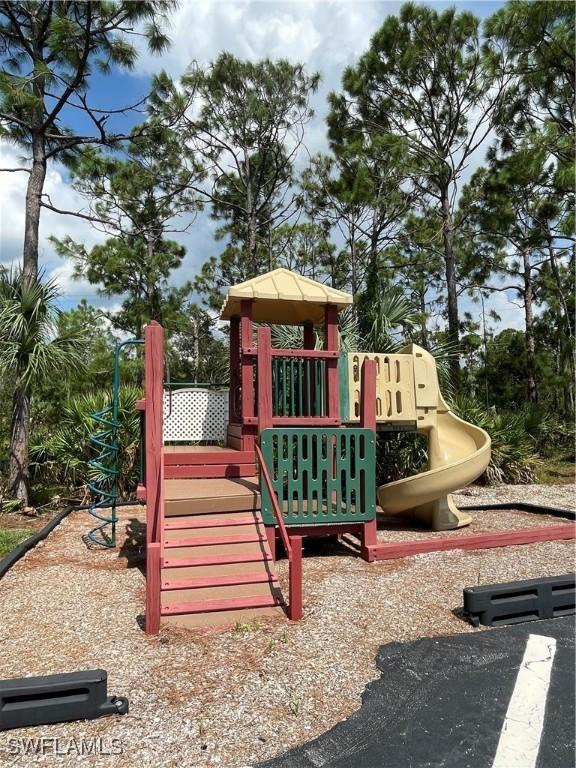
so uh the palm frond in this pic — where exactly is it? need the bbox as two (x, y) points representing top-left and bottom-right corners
(0, 268), (88, 386)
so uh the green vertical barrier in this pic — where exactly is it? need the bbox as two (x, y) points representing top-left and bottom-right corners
(339, 351), (350, 423)
(260, 428), (376, 526)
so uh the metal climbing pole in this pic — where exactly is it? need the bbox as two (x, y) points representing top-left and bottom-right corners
(86, 339), (144, 547)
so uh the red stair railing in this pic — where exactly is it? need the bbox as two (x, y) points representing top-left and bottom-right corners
(255, 442), (303, 621)
(143, 321), (164, 634)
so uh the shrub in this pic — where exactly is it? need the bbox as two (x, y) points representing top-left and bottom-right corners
(452, 396), (539, 484)
(31, 385), (141, 501)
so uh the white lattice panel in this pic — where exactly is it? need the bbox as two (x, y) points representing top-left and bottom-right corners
(163, 388), (229, 442)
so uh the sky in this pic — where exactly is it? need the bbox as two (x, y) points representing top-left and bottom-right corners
(0, 0), (524, 333)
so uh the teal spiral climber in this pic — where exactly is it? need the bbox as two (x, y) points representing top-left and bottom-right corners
(85, 339), (143, 547)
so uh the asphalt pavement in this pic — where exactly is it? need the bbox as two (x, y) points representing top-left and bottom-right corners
(260, 617), (575, 768)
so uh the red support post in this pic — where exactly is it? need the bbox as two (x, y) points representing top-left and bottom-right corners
(257, 326), (273, 432)
(229, 315), (240, 423)
(360, 519), (378, 562)
(324, 304), (340, 420)
(360, 358), (377, 431)
(288, 534), (303, 621)
(144, 321), (164, 547)
(303, 321), (315, 349)
(360, 358), (378, 560)
(145, 542), (161, 634)
(240, 300), (254, 448)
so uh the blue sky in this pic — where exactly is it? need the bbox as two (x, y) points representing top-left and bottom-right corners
(1, 0), (524, 333)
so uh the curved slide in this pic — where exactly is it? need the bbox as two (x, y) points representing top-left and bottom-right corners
(377, 348), (491, 531)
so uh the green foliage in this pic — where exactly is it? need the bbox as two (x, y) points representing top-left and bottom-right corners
(31, 385), (141, 499)
(270, 306), (362, 354)
(51, 126), (203, 337)
(152, 53), (320, 309)
(0, 1), (174, 150)
(452, 396), (539, 484)
(0, 270), (87, 388)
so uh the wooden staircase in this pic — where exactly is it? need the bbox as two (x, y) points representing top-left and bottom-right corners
(163, 444), (256, 479)
(159, 466), (285, 630)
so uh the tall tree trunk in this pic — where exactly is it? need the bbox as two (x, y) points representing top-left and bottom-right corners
(9, 372), (30, 505)
(547, 238), (574, 414)
(22, 132), (47, 287)
(419, 289), (428, 348)
(522, 250), (538, 403)
(189, 316), (199, 382)
(13, 130), (46, 505)
(440, 189), (460, 389)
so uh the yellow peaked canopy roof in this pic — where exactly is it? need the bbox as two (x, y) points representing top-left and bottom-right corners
(220, 268), (354, 325)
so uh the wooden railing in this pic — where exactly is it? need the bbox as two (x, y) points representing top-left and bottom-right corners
(142, 321), (164, 634)
(255, 443), (303, 621)
(253, 327), (340, 431)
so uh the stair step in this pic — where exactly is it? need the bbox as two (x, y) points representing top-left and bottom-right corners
(165, 464), (255, 479)
(166, 540), (269, 559)
(163, 448), (255, 465)
(163, 552), (273, 568)
(164, 514), (259, 531)
(162, 571), (277, 591)
(164, 532), (266, 548)
(160, 561), (274, 581)
(164, 477), (260, 516)
(162, 581), (280, 605)
(161, 594), (282, 616)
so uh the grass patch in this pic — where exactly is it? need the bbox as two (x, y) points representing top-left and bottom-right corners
(536, 458), (575, 486)
(0, 529), (31, 557)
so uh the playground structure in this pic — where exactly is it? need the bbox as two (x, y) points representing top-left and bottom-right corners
(131, 268), (495, 633)
(122, 268), (574, 634)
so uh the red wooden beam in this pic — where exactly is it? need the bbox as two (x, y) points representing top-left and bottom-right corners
(240, 300), (254, 449)
(288, 534), (303, 621)
(163, 450), (255, 465)
(242, 348), (339, 359)
(164, 514), (258, 530)
(324, 304), (340, 420)
(164, 464), (255, 479)
(163, 552), (273, 568)
(360, 357), (377, 431)
(303, 321), (315, 350)
(324, 304), (339, 350)
(257, 326), (273, 432)
(144, 321), (164, 547)
(162, 572), (277, 591)
(162, 594), (282, 616)
(164, 531), (266, 548)
(242, 416), (341, 426)
(145, 542), (161, 634)
(371, 523), (576, 560)
(272, 416), (341, 426)
(229, 315), (240, 422)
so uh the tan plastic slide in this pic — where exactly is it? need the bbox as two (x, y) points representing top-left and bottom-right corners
(346, 344), (491, 531)
(376, 345), (491, 531)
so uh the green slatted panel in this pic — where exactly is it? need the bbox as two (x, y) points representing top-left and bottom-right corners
(271, 357), (327, 418)
(260, 428), (376, 526)
(339, 351), (350, 422)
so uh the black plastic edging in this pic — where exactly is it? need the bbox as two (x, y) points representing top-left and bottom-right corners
(0, 669), (129, 731)
(460, 501), (575, 520)
(0, 500), (143, 581)
(463, 572), (576, 627)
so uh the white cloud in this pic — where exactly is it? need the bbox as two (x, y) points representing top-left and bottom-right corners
(0, 143), (106, 305)
(1, 1), (513, 332)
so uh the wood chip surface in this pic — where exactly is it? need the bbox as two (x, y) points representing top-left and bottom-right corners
(0, 484), (574, 766)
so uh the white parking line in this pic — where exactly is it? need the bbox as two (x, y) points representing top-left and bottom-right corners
(492, 633), (557, 768)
